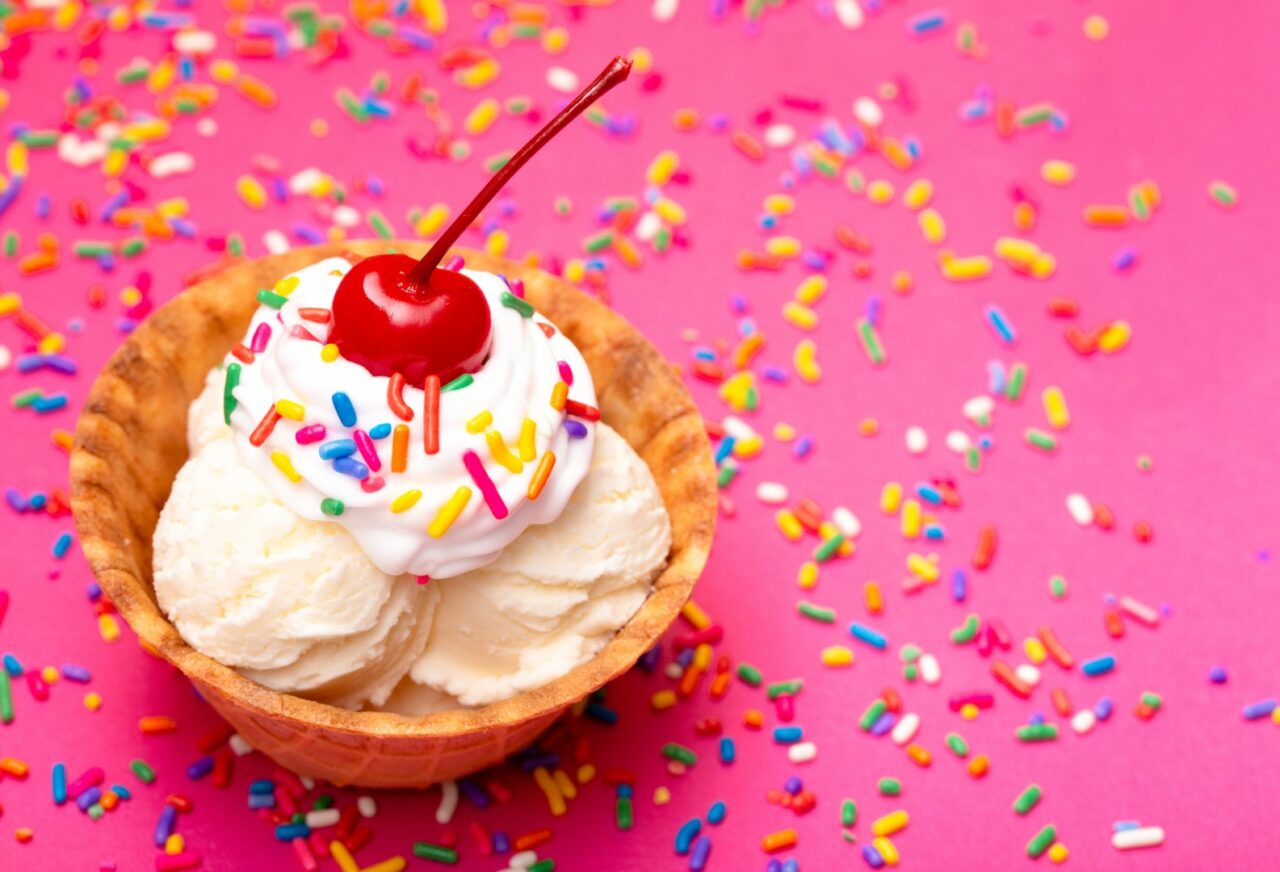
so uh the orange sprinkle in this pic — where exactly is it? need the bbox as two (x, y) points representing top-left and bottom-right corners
(527, 451), (556, 500)
(762, 829), (798, 852)
(905, 744), (932, 768)
(967, 754), (990, 778)
(138, 716), (178, 735)
(1037, 626), (1075, 669)
(1083, 204), (1130, 227)
(743, 709), (764, 729)
(730, 129), (765, 161)
(391, 424), (410, 473)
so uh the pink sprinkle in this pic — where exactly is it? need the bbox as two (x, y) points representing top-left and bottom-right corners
(66, 766), (105, 800)
(292, 838), (318, 872)
(443, 254), (465, 271)
(462, 449), (508, 520)
(296, 424), (326, 444)
(289, 325), (320, 342)
(416, 575), (431, 585)
(507, 277), (525, 298)
(353, 429), (381, 472)
(360, 476), (385, 493)
(250, 322), (272, 353)
(557, 360), (574, 386)
(155, 852), (202, 872)
(775, 694), (795, 723)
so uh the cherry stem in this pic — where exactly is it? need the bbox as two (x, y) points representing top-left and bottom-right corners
(408, 55), (633, 287)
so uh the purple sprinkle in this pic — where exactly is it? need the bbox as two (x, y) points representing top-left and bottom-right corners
(187, 756), (215, 780)
(564, 420), (588, 439)
(61, 664), (92, 683)
(783, 775), (803, 795)
(333, 456), (370, 480)
(869, 711), (896, 736)
(794, 435), (814, 458)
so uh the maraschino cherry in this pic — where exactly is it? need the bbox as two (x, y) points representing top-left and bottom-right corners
(329, 55), (634, 387)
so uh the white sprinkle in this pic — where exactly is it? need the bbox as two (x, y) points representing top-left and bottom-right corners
(787, 741), (817, 764)
(1118, 595), (1160, 627)
(763, 123), (796, 149)
(289, 167), (324, 195)
(962, 395), (995, 424)
(945, 430), (972, 453)
(509, 850), (540, 868)
(722, 415), (757, 441)
(357, 795), (377, 818)
(1111, 826), (1165, 850)
(664, 662), (684, 680)
(95, 122), (123, 143)
(435, 779), (459, 825)
(905, 425), (928, 455)
(264, 229), (289, 254)
(228, 734), (253, 756)
(852, 96), (883, 127)
(304, 808), (341, 829)
(634, 210), (662, 242)
(546, 66), (579, 94)
(919, 653), (941, 685)
(196, 117), (217, 137)
(652, 0), (679, 22)
(756, 482), (789, 505)
(332, 205), (361, 228)
(890, 712), (919, 745)
(57, 134), (107, 168)
(147, 151), (195, 179)
(1066, 493), (1094, 526)
(832, 506), (861, 538)
(173, 29), (217, 55)
(834, 0), (865, 29)
(299, 775), (316, 790)
(1015, 663), (1041, 687)
(1070, 709), (1097, 735)
(0, 345), (11, 372)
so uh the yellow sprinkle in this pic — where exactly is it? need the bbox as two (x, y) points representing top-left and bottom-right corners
(734, 435), (764, 458)
(646, 150), (680, 187)
(235, 175), (266, 210)
(960, 702), (980, 720)
(693, 643), (713, 670)
(1041, 159), (1077, 186)
(164, 834), (185, 855)
(320, 343), (340, 362)
(797, 561), (819, 589)
(1042, 386), (1070, 430)
(41, 666), (59, 684)
(651, 689), (678, 710)
(1024, 637), (1048, 664)
(84, 692), (102, 711)
(518, 419), (537, 462)
(486, 429), (523, 473)
(484, 228), (509, 257)
(0, 292), (21, 315)
(940, 254), (993, 282)
(464, 97), (501, 136)
(390, 490), (423, 514)
(329, 841), (360, 872)
(765, 236), (802, 258)
(794, 275), (826, 304)
(773, 422), (797, 441)
(1049, 842), (1071, 864)
(654, 786), (672, 805)
(274, 400), (305, 421)
(466, 411), (493, 434)
(994, 236), (1040, 268)
(872, 837), (901, 866)
(906, 552), (940, 582)
(867, 179), (895, 204)
(542, 26), (570, 54)
(533, 767), (568, 816)
(902, 179), (933, 210)
(270, 451), (302, 483)
(1030, 251), (1056, 279)
(901, 498), (922, 540)
(764, 194), (796, 215)
(550, 381), (568, 411)
(38, 333), (66, 354)
(880, 482), (903, 515)
(782, 301), (818, 330)
(362, 859), (407, 872)
(918, 208), (946, 245)
(414, 203), (450, 238)
(653, 197), (687, 225)
(872, 810), (909, 838)
(553, 768), (577, 800)
(682, 600), (712, 630)
(1083, 14), (1109, 40)
(428, 487), (471, 538)
(98, 613), (120, 643)
(776, 509), (804, 542)
(1098, 320), (1131, 353)
(577, 763), (596, 784)
(455, 58), (500, 89)
(794, 339), (821, 383)
(820, 645), (854, 668)
(274, 276), (299, 296)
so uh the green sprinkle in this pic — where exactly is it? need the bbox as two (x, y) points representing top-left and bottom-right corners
(745, 386), (759, 411)
(1130, 189), (1150, 221)
(877, 778), (901, 796)
(1141, 691), (1162, 709)
(1016, 106), (1054, 127)
(371, 72), (390, 95)
(736, 663), (762, 687)
(312, 794), (334, 810)
(858, 699), (886, 731)
(228, 234), (245, 258)
(74, 241), (114, 258)
(1027, 824), (1057, 858)
(11, 389), (42, 409)
(812, 155), (839, 178)
(528, 861), (556, 872)
(845, 169), (866, 194)
(0, 670), (12, 724)
(412, 842), (459, 864)
(902, 663), (919, 682)
(813, 532), (845, 563)
(661, 743), (697, 766)
(511, 22), (541, 38)
(1013, 783), (1042, 815)
(485, 151), (513, 173)
(18, 130), (58, 148)
(653, 226), (672, 252)
(87, 803), (105, 820)
(506, 96), (531, 114)
(257, 289), (289, 310)
(130, 759), (156, 783)
(583, 230), (615, 253)
(1005, 362), (1027, 401)
(840, 799), (857, 828)
(1015, 723), (1060, 743)
(3, 231), (17, 257)
(120, 237), (146, 258)
(118, 64), (150, 84)
(856, 318), (886, 366)
(900, 644), (922, 663)
(766, 679), (803, 699)
(716, 464), (737, 488)
(1049, 575), (1068, 599)
(950, 614), (980, 644)
(1209, 182), (1238, 208)
(441, 374), (473, 392)
(223, 363), (241, 424)
(797, 601), (836, 623)
(1025, 428), (1058, 452)
(945, 733), (969, 758)
(501, 291), (534, 318)
(337, 88), (369, 123)
(615, 794), (634, 830)
(367, 210), (393, 240)
(964, 445), (983, 472)
(320, 498), (345, 517)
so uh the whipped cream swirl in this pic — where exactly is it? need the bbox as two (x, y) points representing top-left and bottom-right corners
(224, 257), (597, 579)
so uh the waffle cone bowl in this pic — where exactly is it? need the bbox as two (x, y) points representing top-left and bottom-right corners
(70, 241), (716, 788)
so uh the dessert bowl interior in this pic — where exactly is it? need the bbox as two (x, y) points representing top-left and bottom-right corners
(70, 242), (716, 787)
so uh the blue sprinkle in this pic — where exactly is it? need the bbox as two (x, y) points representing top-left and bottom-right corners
(28, 493), (47, 510)
(865, 294), (882, 326)
(1081, 654), (1116, 677)
(248, 793), (276, 810)
(4, 489), (25, 512)
(32, 393), (70, 413)
(714, 436), (736, 465)
(3, 654), (22, 676)
(782, 860), (799, 872)
(638, 646), (661, 672)
(984, 304), (1016, 345)
(274, 822), (309, 841)
(987, 359), (1007, 394)
(1113, 820), (1142, 832)
(318, 439), (357, 460)
(87, 582), (102, 601)
(707, 801), (727, 825)
(763, 365), (789, 383)
(718, 736), (735, 764)
(923, 523), (946, 540)
(1029, 712), (1046, 725)
(915, 482), (942, 504)
(333, 456), (370, 480)
(773, 726), (803, 745)
(784, 776), (803, 794)
(676, 648), (695, 668)
(674, 818), (702, 855)
(52, 532), (73, 559)
(52, 763), (67, 805)
(616, 784), (633, 798)
(491, 832), (510, 854)
(368, 422), (392, 439)
(35, 193), (51, 219)
(249, 779), (275, 795)
(458, 778), (491, 809)
(848, 622), (887, 649)
(693, 347), (718, 361)
(110, 784), (131, 800)
(1208, 666), (1228, 684)
(1242, 699), (1277, 721)
(331, 392), (357, 427)
(585, 702), (618, 724)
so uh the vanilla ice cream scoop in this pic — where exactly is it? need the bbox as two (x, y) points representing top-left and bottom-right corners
(399, 423), (670, 708)
(153, 438), (437, 709)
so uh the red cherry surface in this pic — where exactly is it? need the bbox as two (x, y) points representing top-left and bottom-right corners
(329, 254), (492, 387)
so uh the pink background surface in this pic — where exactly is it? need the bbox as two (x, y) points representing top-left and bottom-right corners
(2, 1), (1278, 869)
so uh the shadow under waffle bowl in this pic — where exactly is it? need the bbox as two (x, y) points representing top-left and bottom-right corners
(70, 242), (716, 788)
